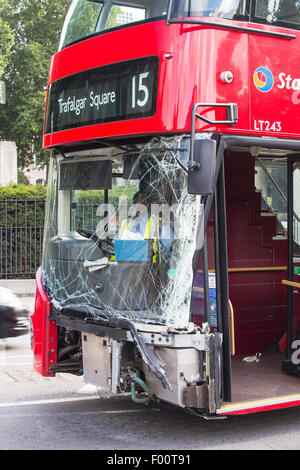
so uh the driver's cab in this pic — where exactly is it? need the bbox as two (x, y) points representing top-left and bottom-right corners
(42, 138), (200, 327)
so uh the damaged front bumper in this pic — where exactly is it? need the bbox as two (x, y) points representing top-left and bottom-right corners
(50, 305), (222, 414)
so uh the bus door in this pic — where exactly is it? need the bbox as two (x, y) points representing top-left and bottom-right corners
(191, 138), (232, 405)
(283, 155), (300, 369)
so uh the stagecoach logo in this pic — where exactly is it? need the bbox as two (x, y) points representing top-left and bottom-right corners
(253, 66), (274, 93)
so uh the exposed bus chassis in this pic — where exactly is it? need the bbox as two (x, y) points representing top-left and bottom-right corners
(50, 307), (222, 414)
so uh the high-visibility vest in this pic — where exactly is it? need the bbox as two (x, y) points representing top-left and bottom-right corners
(117, 216), (162, 264)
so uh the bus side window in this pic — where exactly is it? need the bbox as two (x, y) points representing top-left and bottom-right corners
(150, 0), (169, 17)
(254, 0), (300, 26)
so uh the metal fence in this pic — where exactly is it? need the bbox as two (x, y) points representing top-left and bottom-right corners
(71, 203), (101, 232)
(0, 199), (45, 279)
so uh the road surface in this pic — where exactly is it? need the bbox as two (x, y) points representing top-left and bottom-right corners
(1, 296), (300, 451)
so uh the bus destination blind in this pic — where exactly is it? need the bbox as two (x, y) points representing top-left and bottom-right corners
(45, 56), (159, 134)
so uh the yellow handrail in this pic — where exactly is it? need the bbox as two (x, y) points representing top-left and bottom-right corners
(282, 279), (300, 289)
(198, 266), (287, 274)
(229, 299), (235, 356)
(228, 266), (286, 273)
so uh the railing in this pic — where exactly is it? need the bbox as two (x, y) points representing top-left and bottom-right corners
(71, 203), (102, 232)
(256, 158), (300, 243)
(0, 199), (45, 279)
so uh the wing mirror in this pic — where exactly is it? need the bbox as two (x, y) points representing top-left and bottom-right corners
(187, 139), (216, 195)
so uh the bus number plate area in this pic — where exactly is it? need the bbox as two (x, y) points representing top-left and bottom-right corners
(45, 56), (159, 134)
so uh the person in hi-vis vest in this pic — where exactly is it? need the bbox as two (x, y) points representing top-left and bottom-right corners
(115, 189), (173, 263)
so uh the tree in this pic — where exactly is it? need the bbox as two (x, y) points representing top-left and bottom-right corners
(0, 1), (14, 78)
(0, 0), (72, 168)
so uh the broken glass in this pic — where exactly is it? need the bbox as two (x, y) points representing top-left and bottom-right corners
(42, 135), (204, 329)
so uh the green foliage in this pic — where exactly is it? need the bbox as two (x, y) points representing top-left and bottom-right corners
(17, 170), (30, 185)
(0, 0), (72, 168)
(0, 198), (45, 227)
(0, 1), (14, 77)
(74, 189), (104, 204)
(0, 183), (46, 200)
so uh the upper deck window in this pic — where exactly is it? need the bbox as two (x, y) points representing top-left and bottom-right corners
(59, 0), (103, 50)
(171, 0), (300, 29)
(59, 0), (169, 50)
(171, 0), (247, 20)
(252, 0), (300, 28)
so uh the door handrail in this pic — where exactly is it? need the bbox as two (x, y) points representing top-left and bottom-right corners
(282, 279), (300, 289)
(229, 299), (235, 356)
(198, 266), (287, 273)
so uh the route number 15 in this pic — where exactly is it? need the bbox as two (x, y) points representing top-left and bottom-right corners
(132, 72), (150, 108)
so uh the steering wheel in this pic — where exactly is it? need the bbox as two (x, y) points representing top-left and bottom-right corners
(77, 229), (115, 256)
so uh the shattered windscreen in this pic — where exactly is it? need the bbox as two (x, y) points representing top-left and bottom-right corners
(42, 136), (204, 328)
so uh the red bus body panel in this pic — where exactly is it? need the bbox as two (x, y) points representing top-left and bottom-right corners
(31, 268), (57, 377)
(43, 19), (300, 150)
(43, 19), (250, 148)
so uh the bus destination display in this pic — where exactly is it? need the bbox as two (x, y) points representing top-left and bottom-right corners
(45, 57), (159, 134)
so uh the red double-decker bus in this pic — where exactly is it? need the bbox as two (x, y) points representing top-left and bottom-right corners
(31, 0), (300, 418)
